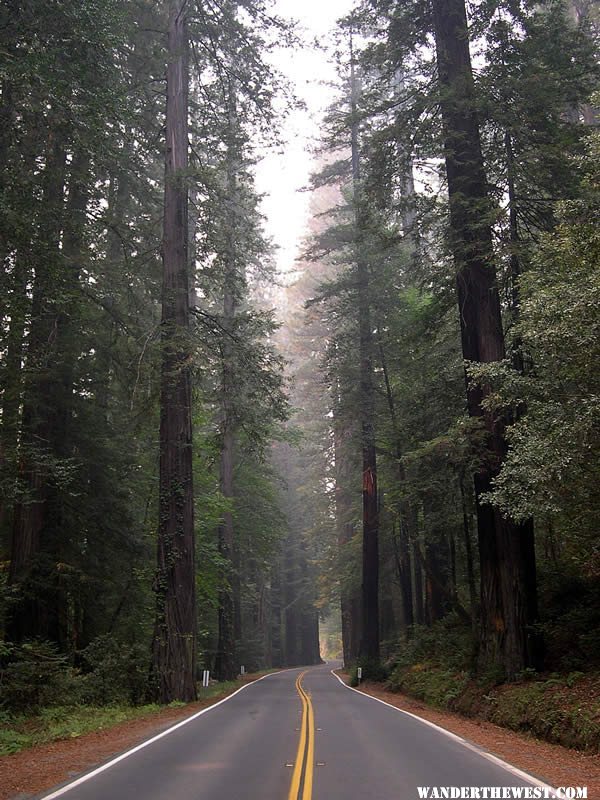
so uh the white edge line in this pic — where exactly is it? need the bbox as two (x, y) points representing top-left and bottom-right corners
(40, 669), (291, 800)
(330, 669), (563, 797)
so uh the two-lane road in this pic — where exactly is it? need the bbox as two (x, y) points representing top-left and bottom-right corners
(39, 663), (552, 800)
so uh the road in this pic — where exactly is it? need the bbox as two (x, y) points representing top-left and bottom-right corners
(39, 663), (552, 800)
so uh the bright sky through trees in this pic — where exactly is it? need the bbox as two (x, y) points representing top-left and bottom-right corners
(255, 0), (352, 274)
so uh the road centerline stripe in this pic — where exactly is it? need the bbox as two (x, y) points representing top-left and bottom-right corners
(288, 671), (315, 800)
(288, 672), (308, 800)
(303, 681), (315, 800)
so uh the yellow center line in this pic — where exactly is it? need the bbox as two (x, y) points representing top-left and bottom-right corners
(303, 681), (315, 800)
(288, 670), (315, 800)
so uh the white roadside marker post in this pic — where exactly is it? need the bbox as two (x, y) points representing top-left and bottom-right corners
(357, 666), (362, 685)
(202, 669), (210, 688)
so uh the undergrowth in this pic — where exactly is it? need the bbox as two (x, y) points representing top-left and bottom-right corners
(0, 681), (249, 757)
(380, 617), (600, 753)
(0, 703), (166, 757)
(0, 639), (262, 757)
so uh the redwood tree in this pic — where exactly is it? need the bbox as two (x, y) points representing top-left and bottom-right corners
(431, 0), (538, 677)
(350, 38), (380, 664)
(151, 0), (197, 703)
(215, 85), (240, 682)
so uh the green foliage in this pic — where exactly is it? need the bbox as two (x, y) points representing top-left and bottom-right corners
(77, 635), (149, 706)
(0, 725), (32, 756)
(536, 569), (600, 671)
(388, 663), (471, 708)
(471, 129), (600, 559)
(475, 675), (600, 753)
(385, 649), (600, 752)
(387, 616), (475, 678)
(349, 658), (389, 686)
(0, 637), (151, 712)
(0, 703), (165, 757)
(1, 0), (598, 731)
(0, 640), (74, 713)
(366, 660), (388, 683)
(0, 673), (258, 756)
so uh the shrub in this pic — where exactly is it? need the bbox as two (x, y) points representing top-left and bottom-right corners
(77, 634), (148, 706)
(387, 615), (475, 675)
(348, 657), (389, 686)
(0, 640), (75, 712)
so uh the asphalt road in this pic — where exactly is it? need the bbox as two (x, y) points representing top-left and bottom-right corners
(39, 663), (552, 800)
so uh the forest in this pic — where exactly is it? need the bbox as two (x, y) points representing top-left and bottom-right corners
(0, 0), (599, 757)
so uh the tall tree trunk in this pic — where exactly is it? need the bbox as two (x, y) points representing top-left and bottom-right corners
(393, 70), (418, 241)
(412, 535), (424, 626)
(151, 0), (197, 702)
(431, 0), (538, 677)
(333, 377), (359, 665)
(7, 142), (89, 649)
(0, 80), (15, 323)
(460, 476), (478, 628)
(396, 515), (414, 633)
(377, 336), (414, 636)
(300, 544), (321, 665)
(216, 417), (237, 679)
(339, 521), (360, 665)
(424, 540), (448, 625)
(216, 84), (240, 681)
(270, 554), (283, 667)
(0, 252), (28, 533)
(7, 124), (67, 643)
(422, 501), (450, 624)
(283, 532), (300, 666)
(505, 129), (541, 666)
(350, 34), (380, 664)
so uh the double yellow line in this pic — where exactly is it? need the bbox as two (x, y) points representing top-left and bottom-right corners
(288, 670), (315, 800)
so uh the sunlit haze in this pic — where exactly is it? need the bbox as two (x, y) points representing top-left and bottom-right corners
(255, 0), (352, 274)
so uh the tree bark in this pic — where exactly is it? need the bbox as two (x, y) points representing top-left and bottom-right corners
(270, 554), (283, 667)
(377, 336), (414, 636)
(333, 377), (360, 665)
(431, 0), (538, 677)
(0, 251), (28, 532)
(412, 535), (424, 626)
(151, 0), (197, 702)
(215, 84), (240, 681)
(283, 531), (300, 666)
(460, 476), (478, 628)
(350, 35), (380, 664)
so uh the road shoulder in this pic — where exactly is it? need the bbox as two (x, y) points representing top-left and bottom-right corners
(0, 675), (266, 800)
(335, 672), (599, 797)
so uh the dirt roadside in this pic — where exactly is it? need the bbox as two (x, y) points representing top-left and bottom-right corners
(0, 676), (260, 800)
(346, 677), (600, 798)
(2, 671), (598, 799)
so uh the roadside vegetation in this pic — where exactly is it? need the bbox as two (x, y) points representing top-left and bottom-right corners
(0, 638), (262, 757)
(348, 607), (600, 753)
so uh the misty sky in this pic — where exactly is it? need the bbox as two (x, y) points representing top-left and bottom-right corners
(255, 0), (352, 274)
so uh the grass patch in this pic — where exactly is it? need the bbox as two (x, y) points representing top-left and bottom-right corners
(0, 675), (258, 757)
(387, 662), (471, 708)
(472, 674), (600, 752)
(196, 680), (240, 700)
(0, 704), (164, 756)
